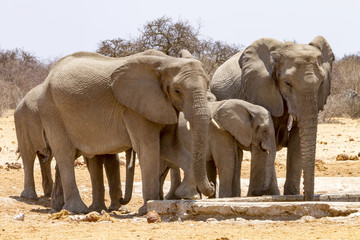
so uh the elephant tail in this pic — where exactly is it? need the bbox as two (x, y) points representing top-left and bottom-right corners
(119, 149), (136, 205)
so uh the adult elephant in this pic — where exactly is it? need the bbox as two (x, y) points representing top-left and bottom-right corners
(37, 51), (214, 213)
(210, 36), (334, 200)
(14, 83), (128, 211)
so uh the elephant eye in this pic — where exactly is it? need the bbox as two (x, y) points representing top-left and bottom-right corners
(174, 88), (181, 94)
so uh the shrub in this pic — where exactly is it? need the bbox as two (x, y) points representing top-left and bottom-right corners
(0, 48), (52, 115)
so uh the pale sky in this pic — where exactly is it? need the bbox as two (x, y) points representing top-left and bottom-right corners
(1, 0), (359, 61)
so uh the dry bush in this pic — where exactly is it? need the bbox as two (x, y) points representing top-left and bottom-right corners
(319, 54), (360, 122)
(0, 48), (52, 116)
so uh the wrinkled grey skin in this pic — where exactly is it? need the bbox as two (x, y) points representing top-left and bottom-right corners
(159, 98), (280, 198)
(37, 50), (214, 213)
(14, 84), (53, 199)
(14, 84), (125, 212)
(210, 36), (334, 200)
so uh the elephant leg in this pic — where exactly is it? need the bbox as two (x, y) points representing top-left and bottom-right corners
(51, 164), (64, 211)
(20, 152), (38, 199)
(284, 126), (302, 195)
(124, 113), (161, 214)
(217, 158), (234, 198)
(165, 167), (181, 200)
(50, 144), (88, 213)
(104, 154), (122, 211)
(266, 171), (280, 195)
(86, 156), (106, 212)
(232, 149), (243, 197)
(206, 160), (217, 198)
(38, 154), (53, 197)
(158, 161), (169, 200)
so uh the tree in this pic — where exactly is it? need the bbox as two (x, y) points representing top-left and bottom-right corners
(97, 16), (242, 78)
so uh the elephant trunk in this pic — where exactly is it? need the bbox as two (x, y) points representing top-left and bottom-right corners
(261, 142), (277, 195)
(119, 149), (136, 205)
(189, 92), (215, 197)
(248, 144), (276, 196)
(298, 96), (318, 201)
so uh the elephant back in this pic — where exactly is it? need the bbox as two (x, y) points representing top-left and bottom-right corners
(210, 51), (243, 100)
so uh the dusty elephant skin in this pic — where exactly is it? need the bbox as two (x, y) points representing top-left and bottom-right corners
(14, 85), (126, 212)
(159, 98), (280, 199)
(210, 36), (334, 200)
(35, 51), (214, 213)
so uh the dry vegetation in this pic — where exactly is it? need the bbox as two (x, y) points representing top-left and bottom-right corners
(1, 17), (359, 122)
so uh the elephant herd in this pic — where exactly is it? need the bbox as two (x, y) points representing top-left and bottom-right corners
(14, 36), (334, 214)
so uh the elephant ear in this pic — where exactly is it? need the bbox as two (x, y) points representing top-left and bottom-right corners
(309, 36), (335, 111)
(214, 100), (253, 147)
(178, 49), (194, 59)
(239, 38), (285, 117)
(111, 59), (178, 125)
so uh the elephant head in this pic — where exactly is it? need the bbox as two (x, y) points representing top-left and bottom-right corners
(111, 55), (215, 197)
(213, 99), (277, 196)
(239, 36), (334, 200)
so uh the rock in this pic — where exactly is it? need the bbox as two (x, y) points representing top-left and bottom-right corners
(5, 162), (22, 170)
(70, 210), (112, 222)
(13, 213), (24, 221)
(74, 158), (85, 167)
(336, 154), (349, 161)
(146, 211), (161, 223)
(350, 155), (359, 161)
(349, 138), (355, 141)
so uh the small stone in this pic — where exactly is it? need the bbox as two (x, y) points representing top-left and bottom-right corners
(146, 211), (161, 223)
(350, 155), (359, 161)
(13, 213), (25, 221)
(349, 138), (355, 142)
(206, 218), (218, 223)
(336, 154), (349, 161)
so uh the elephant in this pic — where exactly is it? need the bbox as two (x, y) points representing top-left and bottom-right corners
(14, 84), (53, 199)
(14, 81), (137, 211)
(14, 84), (127, 211)
(210, 36), (334, 200)
(158, 97), (280, 199)
(36, 50), (215, 213)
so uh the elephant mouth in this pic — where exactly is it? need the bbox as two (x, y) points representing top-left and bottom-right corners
(260, 142), (270, 154)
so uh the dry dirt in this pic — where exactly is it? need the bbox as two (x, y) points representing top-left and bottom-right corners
(1, 109), (360, 239)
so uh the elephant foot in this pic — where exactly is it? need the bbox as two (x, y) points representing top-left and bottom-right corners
(108, 202), (122, 212)
(266, 187), (280, 195)
(175, 183), (199, 200)
(284, 182), (300, 195)
(20, 189), (39, 200)
(51, 195), (65, 212)
(42, 183), (53, 198)
(89, 203), (107, 212)
(137, 204), (147, 216)
(63, 200), (89, 214)
(165, 191), (181, 200)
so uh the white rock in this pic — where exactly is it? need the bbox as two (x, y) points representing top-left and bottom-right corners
(13, 213), (25, 221)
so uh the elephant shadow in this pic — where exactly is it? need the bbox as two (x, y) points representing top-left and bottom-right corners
(10, 195), (52, 211)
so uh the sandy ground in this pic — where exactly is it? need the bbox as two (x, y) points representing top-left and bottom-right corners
(1, 109), (360, 239)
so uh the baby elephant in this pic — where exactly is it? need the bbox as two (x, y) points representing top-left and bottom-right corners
(160, 98), (280, 199)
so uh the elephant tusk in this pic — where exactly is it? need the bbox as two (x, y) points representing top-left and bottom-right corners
(211, 118), (221, 129)
(266, 150), (270, 155)
(186, 121), (191, 131)
(287, 115), (294, 132)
